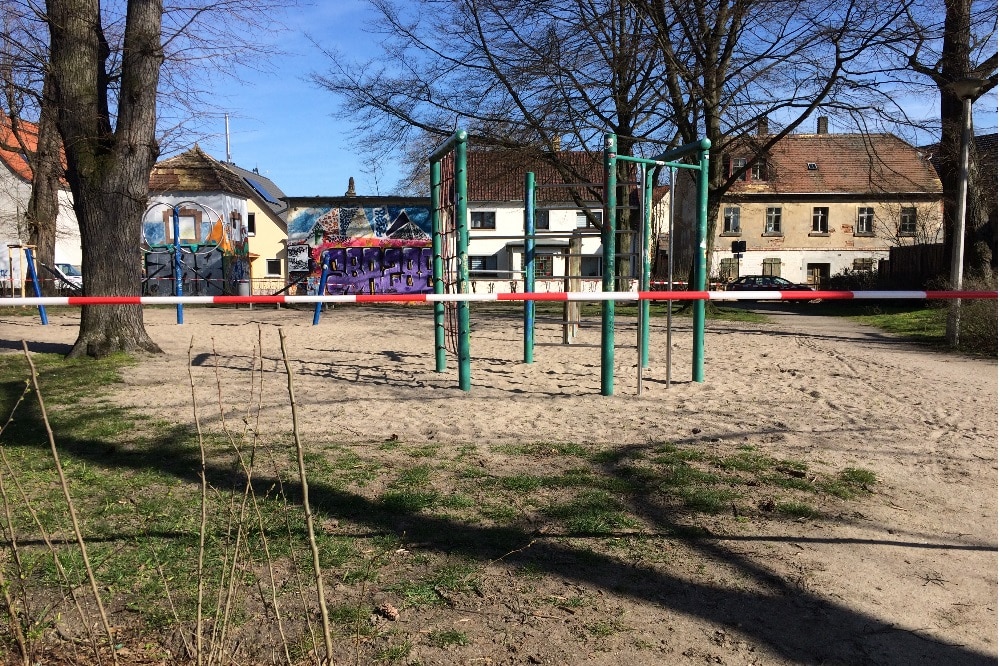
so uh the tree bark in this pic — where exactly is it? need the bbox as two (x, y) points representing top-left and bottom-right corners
(47, 0), (164, 357)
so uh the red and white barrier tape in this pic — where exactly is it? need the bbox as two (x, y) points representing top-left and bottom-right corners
(1, 290), (996, 307)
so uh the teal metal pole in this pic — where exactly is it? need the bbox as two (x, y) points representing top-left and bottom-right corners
(641, 165), (652, 368)
(524, 172), (536, 363)
(601, 133), (617, 396)
(693, 139), (711, 382)
(455, 133), (472, 391)
(431, 159), (446, 372)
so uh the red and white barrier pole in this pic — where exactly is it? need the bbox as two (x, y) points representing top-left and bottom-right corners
(1, 290), (996, 307)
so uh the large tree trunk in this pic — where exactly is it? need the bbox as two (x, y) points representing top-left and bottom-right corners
(937, 0), (995, 281)
(25, 72), (62, 296)
(47, 0), (163, 357)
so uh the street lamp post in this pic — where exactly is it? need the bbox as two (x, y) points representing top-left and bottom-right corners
(945, 78), (983, 348)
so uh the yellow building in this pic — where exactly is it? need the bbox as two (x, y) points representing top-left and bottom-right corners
(672, 120), (943, 286)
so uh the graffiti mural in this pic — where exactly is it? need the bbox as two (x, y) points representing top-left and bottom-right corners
(286, 201), (434, 295)
(142, 204), (250, 296)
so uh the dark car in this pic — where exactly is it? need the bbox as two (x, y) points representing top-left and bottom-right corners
(724, 275), (817, 301)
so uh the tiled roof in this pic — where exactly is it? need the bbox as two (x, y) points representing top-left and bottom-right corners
(467, 150), (605, 203)
(730, 133), (941, 196)
(149, 144), (250, 196)
(465, 149), (670, 207)
(0, 115), (67, 184)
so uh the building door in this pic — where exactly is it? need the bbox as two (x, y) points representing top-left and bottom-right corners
(806, 263), (830, 287)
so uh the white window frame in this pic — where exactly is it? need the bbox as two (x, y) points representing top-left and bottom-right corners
(856, 207), (875, 235)
(723, 206), (741, 234)
(899, 207), (917, 236)
(470, 255), (499, 276)
(764, 207), (782, 234)
(470, 211), (496, 230)
(811, 207), (829, 233)
(576, 210), (603, 229)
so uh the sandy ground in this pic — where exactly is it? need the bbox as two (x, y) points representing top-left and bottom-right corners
(2, 303), (997, 665)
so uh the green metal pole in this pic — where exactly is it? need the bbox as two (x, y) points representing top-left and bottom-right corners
(455, 133), (472, 391)
(641, 165), (652, 368)
(601, 133), (617, 396)
(693, 139), (711, 383)
(431, 158), (446, 372)
(524, 172), (535, 363)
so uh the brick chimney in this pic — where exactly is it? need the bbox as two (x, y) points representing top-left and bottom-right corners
(756, 117), (769, 136)
(817, 116), (829, 134)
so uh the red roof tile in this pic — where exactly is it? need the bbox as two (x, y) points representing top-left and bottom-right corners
(0, 115), (67, 184)
(729, 133), (941, 196)
(465, 149), (669, 205)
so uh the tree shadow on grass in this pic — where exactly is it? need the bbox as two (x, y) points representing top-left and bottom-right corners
(0, 390), (993, 666)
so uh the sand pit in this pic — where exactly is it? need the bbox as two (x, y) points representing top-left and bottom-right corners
(2, 303), (997, 665)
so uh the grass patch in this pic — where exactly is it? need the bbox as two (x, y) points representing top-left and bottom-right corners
(427, 629), (470, 648)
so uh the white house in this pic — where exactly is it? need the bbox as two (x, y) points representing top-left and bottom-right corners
(465, 150), (669, 293)
(0, 115), (80, 293)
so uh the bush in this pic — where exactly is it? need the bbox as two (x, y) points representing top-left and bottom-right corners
(957, 275), (998, 356)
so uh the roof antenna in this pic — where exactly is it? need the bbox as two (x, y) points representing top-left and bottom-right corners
(225, 113), (232, 163)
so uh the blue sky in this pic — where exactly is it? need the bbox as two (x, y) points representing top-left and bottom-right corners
(194, 1), (399, 198)
(188, 1), (998, 199)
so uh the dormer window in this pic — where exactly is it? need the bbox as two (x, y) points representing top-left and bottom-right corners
(807, 162), (818, 170)
(725, 156), (768, 181)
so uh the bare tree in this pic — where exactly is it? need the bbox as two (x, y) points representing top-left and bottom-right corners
(899, 0), (997, 279)
(1, 2), (62, 293)
(37, 0), (290, 357)
(313, 0), (675, 196)
(635, 0), (919, 286)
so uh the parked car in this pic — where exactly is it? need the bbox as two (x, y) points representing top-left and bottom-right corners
(54, 263), (83, 290)
(724, 275), (817, 301)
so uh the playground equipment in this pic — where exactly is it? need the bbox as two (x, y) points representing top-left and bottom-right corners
(429, 130), (471, 391)
(4, 244), (48, 324)
(425, 130), (712, 395)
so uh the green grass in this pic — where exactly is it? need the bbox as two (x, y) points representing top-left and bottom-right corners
(849, 304), (948, 345)
(427, 629), (470, 648)
(0, 350), (888, 661)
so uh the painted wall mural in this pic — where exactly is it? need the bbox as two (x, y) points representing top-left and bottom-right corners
(287, 203), (434, 295)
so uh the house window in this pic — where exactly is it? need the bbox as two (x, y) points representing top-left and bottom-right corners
(811, 207), (829, 234)
(580, 257), (602, 277)
(730, 157), (747, 179)
(764, 207), (782, 234)
(899, 207), (917, 236)
(470, 255), (499, 277)
(853, 258), (875, 272)
(856, 207), (875, 235)
(534, 209), (550, 230)
(265, 259), (281, 276)
(576, 210), (602, 229)
(247, 212), (256, 236)
(719, 257), (738, 282)
(762, 257), (781, 277)
(535, 254), (554, 278)
(471, 211), (496, 229)
(750, 160), (767, 181)
(723, 207), (741, 234)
